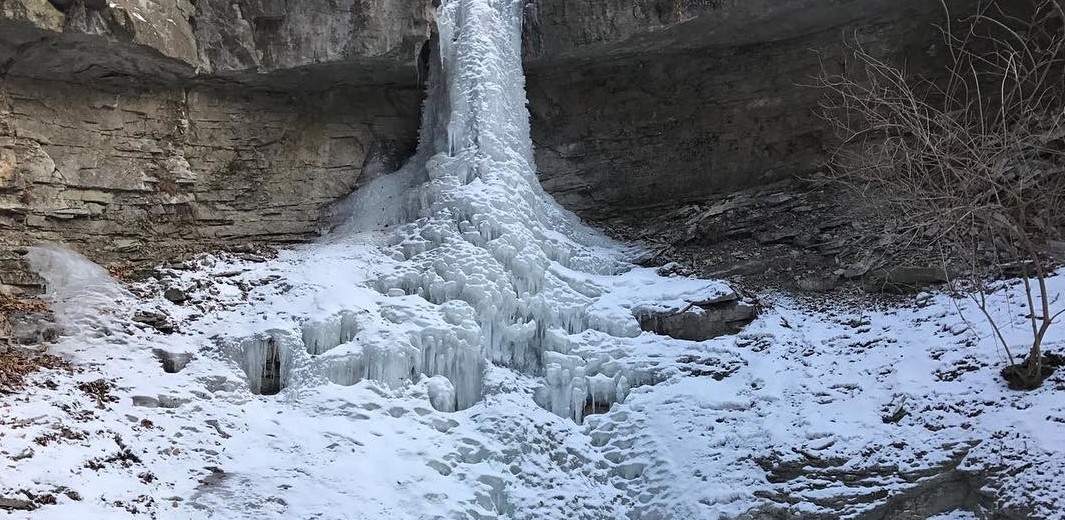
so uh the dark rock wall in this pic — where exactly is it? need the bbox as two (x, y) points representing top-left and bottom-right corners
(526, 0), (979, 217)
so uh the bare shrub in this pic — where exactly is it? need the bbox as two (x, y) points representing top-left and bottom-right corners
(818, 0), (1065, 389)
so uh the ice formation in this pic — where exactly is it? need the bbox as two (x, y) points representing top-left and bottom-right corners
(14, 3), (1065, 518)
(264, 0), (732, 420)
(23, 0), (729, 421)
(25, 245), (132, 337)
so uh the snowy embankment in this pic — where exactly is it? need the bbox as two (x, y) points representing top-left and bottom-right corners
(2, 0), (1063, 518)
(2, 247), (1063, 519)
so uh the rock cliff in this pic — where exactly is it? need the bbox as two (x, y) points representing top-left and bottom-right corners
(525, 0), (980, 216)
(1, 0), (432, 293)
(1, 0), (979, 294)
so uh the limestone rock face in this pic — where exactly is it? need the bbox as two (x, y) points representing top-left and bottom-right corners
(525, 0), (982, 216)
(194, 0), (434, 85)
(0, 0), (430, 294)
(0, 0), (433, 84)
(0, 77), (420, 273)
(0, 0), (64, 33)
(0, 0), (988, 294)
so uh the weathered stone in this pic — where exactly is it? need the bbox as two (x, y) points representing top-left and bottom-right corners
(527, 0), (982, 217)
(0, 496), (34, 511)
(2, 310), (58, 344)
(63, 0), (199, 66)
(865, 266), (950, 293)
(0, 2), (432, 290)
(636, 294), (756, 341)
(152, 348), (192, 373)
(193, 0), (434, 83)
(131, 309), (175, 333)
(0, 0), (63, 34)
(131, 395), (160, 407)
(748, 442), (999, 520)
(1, 0), (434, 86)
(162, 287), (186, 304)
(844, 257), (876, 279)
(0, 249), (43, 295)
(0, 76), (421, 267)
(797, 275), (839, 293)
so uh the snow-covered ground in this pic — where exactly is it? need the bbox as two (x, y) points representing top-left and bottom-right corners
(2, 0), (1063, 518)
(3, 248), (1064, 519)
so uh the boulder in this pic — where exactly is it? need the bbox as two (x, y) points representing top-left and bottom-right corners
(636, 293), (756, 341)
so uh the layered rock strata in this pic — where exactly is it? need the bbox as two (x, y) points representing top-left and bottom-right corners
(0, 0), (433, 294)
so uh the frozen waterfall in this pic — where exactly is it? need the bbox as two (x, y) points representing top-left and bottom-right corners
(251, 0), (731, 420)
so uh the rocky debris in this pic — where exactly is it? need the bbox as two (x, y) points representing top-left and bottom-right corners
(603, 179), (953, 294)
(635, 293), (756, 341)
(162, 287), (187, 304)
(0, 496), (34, 511)
(131, 309), (176, 334)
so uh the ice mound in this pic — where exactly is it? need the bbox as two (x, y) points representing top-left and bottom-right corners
(268, 0), (735, 419)
(25, 245), (132, 337)
(300, 0), (733, 418)
(23, 0), (737, 422)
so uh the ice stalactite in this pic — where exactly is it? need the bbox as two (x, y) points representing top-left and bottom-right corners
(302, 311), (359, 356)
(234, 331), (297, 395)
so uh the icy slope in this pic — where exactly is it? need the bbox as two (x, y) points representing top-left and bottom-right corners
(5, 248), (1065, 519)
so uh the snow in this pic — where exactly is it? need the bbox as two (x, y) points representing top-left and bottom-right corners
(2, 0), (1064, 518)
(6, 247), (1065, 518)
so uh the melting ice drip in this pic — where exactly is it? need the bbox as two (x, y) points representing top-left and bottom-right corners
(291, 0), (731, 420)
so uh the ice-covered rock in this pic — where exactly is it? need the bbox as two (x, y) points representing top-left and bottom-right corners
(24, 245), (131, 336)
(426, 375), (458, 412)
